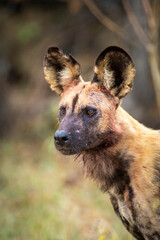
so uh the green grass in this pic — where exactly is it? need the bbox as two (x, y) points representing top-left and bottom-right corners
(0, 136), (134, 240)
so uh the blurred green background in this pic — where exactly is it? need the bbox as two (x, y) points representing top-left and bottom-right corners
(0, 1), (159, 240)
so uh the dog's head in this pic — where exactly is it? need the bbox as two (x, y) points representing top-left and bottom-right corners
(43, 46), (135, 155)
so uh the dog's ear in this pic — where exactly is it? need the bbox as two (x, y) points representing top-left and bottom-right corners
(43, 47), (83, 94)
(92, 46), (135, 101)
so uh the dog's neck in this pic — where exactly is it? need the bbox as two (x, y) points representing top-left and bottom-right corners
(80, 107), (150, 193)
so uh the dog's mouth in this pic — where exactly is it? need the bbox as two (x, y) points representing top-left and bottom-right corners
(56, 147), (78, 155)
(54, 142), (81, 155)
(54, 138), (105, 156)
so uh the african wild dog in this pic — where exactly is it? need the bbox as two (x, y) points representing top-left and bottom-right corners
(43, 46), (160, 240)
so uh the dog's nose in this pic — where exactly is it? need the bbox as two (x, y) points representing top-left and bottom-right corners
(54, 130), (69, 146)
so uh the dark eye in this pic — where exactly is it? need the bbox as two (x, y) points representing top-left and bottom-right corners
(85, 108), (97, 117)
(59, 106), (66, 116)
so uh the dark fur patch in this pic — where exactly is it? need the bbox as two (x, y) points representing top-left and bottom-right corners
(82, 148), (133, 193)
(101, 151), (134, 193)
(108, 154), (137, 224)
(92, 73), (99, 83)
(110, 194), (145, 240)
(48, 46), (60, 54)
(46, 56), (65, 85)
(109, 55), (130, 88)
(109, 194), (120, 217)
(153, 158), (160, 193)
(72, 94), (79, 113)
(83, 131), (121, 162)
(146, 232), (160, 240)
(69, 54), (79, 67)
(45, 56), (64, 72)
(131, 225), (145, 240)
(127, 185), (137, 221)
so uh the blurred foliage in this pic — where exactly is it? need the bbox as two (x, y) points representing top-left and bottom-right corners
(17, 22), (41, 44)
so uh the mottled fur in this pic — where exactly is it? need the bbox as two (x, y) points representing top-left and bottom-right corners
(43, 46), (160, 240)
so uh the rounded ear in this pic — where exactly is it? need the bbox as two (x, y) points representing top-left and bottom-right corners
(92, 46), (136, 100)
(43, 47), (83, 94)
